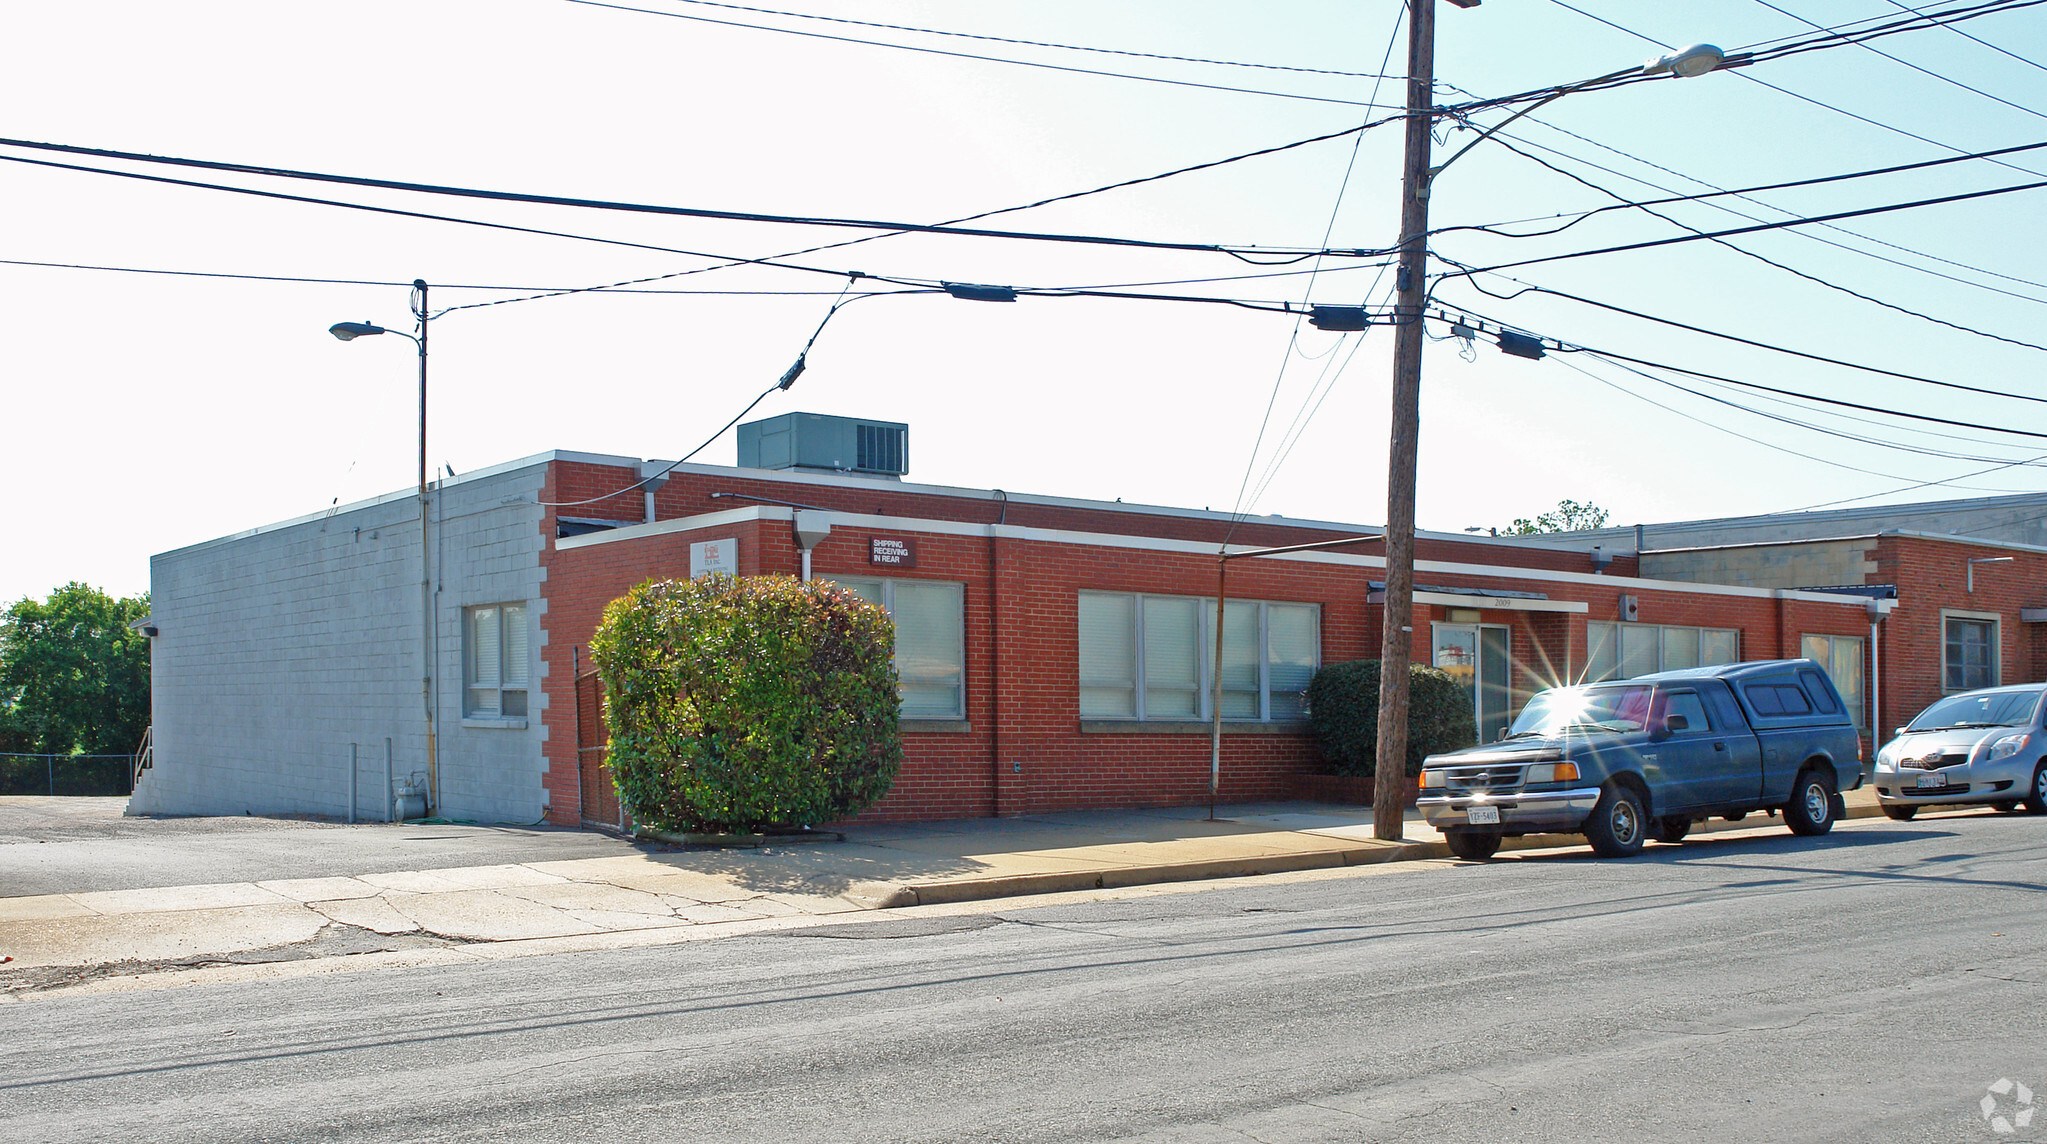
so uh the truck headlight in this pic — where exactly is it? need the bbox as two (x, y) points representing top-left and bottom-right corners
(1525, 762), (1579, 784)
(1991, 733), (2031, 760)
(1420, 770), (1442, 789)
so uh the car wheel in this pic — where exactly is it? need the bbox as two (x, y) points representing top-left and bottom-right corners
(2026, 762), (2047, 815)
(1585, 783), (1647, 858)
(1882, 804), (1918, 822)
(1650, 815), (1692, 844)
(1785, 769), (1837, 836)
(1445, 831), (1502, 861)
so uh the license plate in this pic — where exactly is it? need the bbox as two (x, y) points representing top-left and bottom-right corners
(1467, 806), (1501, 825)
(1917, 773), (1948, 789)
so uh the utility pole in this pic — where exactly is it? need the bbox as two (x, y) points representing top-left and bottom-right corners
(1373, 0), (1442, 841)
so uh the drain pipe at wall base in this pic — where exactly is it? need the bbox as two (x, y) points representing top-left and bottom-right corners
(1868, 597), (1894, 744)
(988, 491), (1008, 817)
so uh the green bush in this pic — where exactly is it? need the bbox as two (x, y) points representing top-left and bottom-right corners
(1307, 660), (1477, 778)
(589, 574), (903, 833)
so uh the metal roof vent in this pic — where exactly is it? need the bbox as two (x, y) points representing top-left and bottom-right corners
(737, 413), (909, 479)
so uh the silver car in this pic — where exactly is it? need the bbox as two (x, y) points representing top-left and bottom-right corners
(1872, 684), (2047, 820)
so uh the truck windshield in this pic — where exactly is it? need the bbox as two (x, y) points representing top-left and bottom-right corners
(1905, 688), (2045, 732)
(1507, 685), (1656, 737)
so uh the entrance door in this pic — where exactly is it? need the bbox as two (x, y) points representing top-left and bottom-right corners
(1434, 623), (1512, 743)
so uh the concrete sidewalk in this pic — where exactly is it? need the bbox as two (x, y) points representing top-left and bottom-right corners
(0, 786), (1921, 994)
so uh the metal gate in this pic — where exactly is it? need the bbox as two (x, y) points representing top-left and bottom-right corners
(574, 653), (629, 834)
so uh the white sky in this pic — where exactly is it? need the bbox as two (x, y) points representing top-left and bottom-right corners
(6, 1), (2047, 606)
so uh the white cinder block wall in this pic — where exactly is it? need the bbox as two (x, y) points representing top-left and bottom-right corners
(135, 457), (549, 823)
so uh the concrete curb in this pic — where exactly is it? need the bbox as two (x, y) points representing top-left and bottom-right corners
(882, 795), (1905, 908)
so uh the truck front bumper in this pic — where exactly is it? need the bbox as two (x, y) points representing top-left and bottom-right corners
(1416, 787), (1603, 833)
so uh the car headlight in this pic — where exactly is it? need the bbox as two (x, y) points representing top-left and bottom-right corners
(1874, 744), (1898, 771)
(1990, 732), (2031, 760)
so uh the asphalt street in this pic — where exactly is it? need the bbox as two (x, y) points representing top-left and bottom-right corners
(6, 811), (2044, 1142)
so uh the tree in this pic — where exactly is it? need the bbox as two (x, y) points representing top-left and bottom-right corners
(1505, 499), (1611, 535)
(0, 583), (152, 756)
(589, 574), (902, 834)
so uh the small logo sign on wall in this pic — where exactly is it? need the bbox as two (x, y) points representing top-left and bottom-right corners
(691, 538), (738, 579)
(870, 537), (917, 568)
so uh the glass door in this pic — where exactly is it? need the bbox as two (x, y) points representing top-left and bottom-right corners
(1434, 623), (1513, 743)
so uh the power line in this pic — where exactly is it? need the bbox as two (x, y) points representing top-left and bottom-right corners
(1454, 133), (2047, 352)
(1466, 111), (2047, 302)
(434, 114), (1405, 318)
(0, 136), (1366, 261)
(0, 255), (923, 296)
(1452, 176), (2047, 279)
(1750, 0), (2047, 122)
(1228, 6), (1407, 537)
(656, 0), (1401, 80)
(1483, 280), (2047, 406)
(1886, 0), (2047, 71)
(557, 0), (1404, 110)
(1433, 137), (2047, 247)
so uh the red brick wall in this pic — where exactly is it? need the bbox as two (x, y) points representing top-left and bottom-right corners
(534, 457), (1873, 824)
(1874, 535), (2047, 735)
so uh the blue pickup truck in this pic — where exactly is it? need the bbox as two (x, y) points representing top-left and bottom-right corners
(1416, 659), (1865, 859)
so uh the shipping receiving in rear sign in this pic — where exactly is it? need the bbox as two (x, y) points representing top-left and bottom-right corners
(869, 537), (917, 568)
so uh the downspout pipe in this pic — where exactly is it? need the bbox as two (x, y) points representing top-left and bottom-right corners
(793, 510), (831, 581)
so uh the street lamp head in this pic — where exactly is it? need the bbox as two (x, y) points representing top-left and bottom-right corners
(1643, 43), (1724, 78)
(328, 321), (388, 342)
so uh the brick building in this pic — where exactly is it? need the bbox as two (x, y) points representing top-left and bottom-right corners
(133, 419), (2030, 828)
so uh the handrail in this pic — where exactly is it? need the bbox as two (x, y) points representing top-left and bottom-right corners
(131, 726), (153, 793)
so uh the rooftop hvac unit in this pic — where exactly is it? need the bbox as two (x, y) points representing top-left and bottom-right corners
(737, 413), (909, 478)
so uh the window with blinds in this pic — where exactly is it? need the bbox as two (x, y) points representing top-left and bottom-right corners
(1586, 621), (1739, 683)
(1077, 591), (1319, 722)
(465, 602), (529, 718)
(833, 576), (966, 719)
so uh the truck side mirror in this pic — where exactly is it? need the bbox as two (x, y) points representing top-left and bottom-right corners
(1665, 713), (1689, 733)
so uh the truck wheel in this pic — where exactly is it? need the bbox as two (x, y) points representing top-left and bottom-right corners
(1785, 769), (1837, 836)
(1882, 804), (1918, 822)
(1585, 784), (1646, 857)
(1445, 831), (1502, 861)
(1650, 815), (1691, 844)
(2026, 763), (2047, 814)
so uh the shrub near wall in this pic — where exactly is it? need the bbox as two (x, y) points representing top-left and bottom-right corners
(1307, 660), (1476, 778)
(589, 575), (902, 833)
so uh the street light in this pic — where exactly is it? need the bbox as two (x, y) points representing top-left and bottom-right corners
(329, 279), (439, 816)
(1370, 6), (1724, 841)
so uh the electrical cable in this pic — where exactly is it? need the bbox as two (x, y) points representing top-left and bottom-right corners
(1467, 278), (2047, 407)
(0, 136), (1365, 260)
(1466, 118), (2047, 303)
(1752, 0), (2047, 122)
(535, 280), (878, 508)
(1457, 134), (2047, 351)
(1546, 352), (2045, 494)
(558, 0), (1405, 110)
(430, 113), (1406, 318)
(1451, 176), (2047, 281)
(1432, 137), (2047, 244)
(657, 0), (1402, 80)
(1224, 4), (1406, 540)
(0, 255), (931, 296)
(1542, 0), (2047, 189)
(1885, 0), (2047, 71)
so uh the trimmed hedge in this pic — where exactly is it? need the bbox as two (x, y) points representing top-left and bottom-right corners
(1307, 660), (1477, 778)
(589, 574), (903, 833)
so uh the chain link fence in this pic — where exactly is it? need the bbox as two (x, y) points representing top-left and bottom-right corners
(0, 753), (134, 797)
